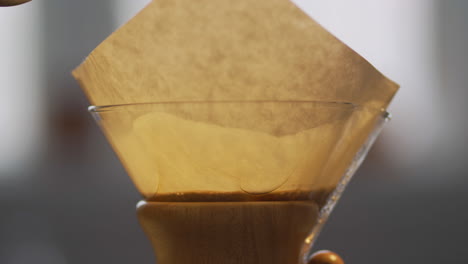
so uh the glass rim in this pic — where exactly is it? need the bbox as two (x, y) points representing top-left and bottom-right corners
(88, 100), (391, 119)
(88, 99), (387, 110)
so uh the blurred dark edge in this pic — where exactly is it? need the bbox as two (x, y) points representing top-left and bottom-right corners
(0, 0), (31, 7)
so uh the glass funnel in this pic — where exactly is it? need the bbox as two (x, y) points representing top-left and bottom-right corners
(89, 101), (389, 264)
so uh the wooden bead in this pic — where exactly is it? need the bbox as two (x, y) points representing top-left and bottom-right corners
(308, 250), (345, 264)
(0, 0), (31, 6)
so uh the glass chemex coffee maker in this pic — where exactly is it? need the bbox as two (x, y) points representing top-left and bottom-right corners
(88, 100), (390, 264)
(74, 1), (398, 263)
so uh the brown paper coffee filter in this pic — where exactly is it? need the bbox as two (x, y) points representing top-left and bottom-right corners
(73, 0), (397, 108)
(76, 0), (398, 199)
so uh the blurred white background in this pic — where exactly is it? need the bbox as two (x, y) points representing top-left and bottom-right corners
(0, 1), (467, 263)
